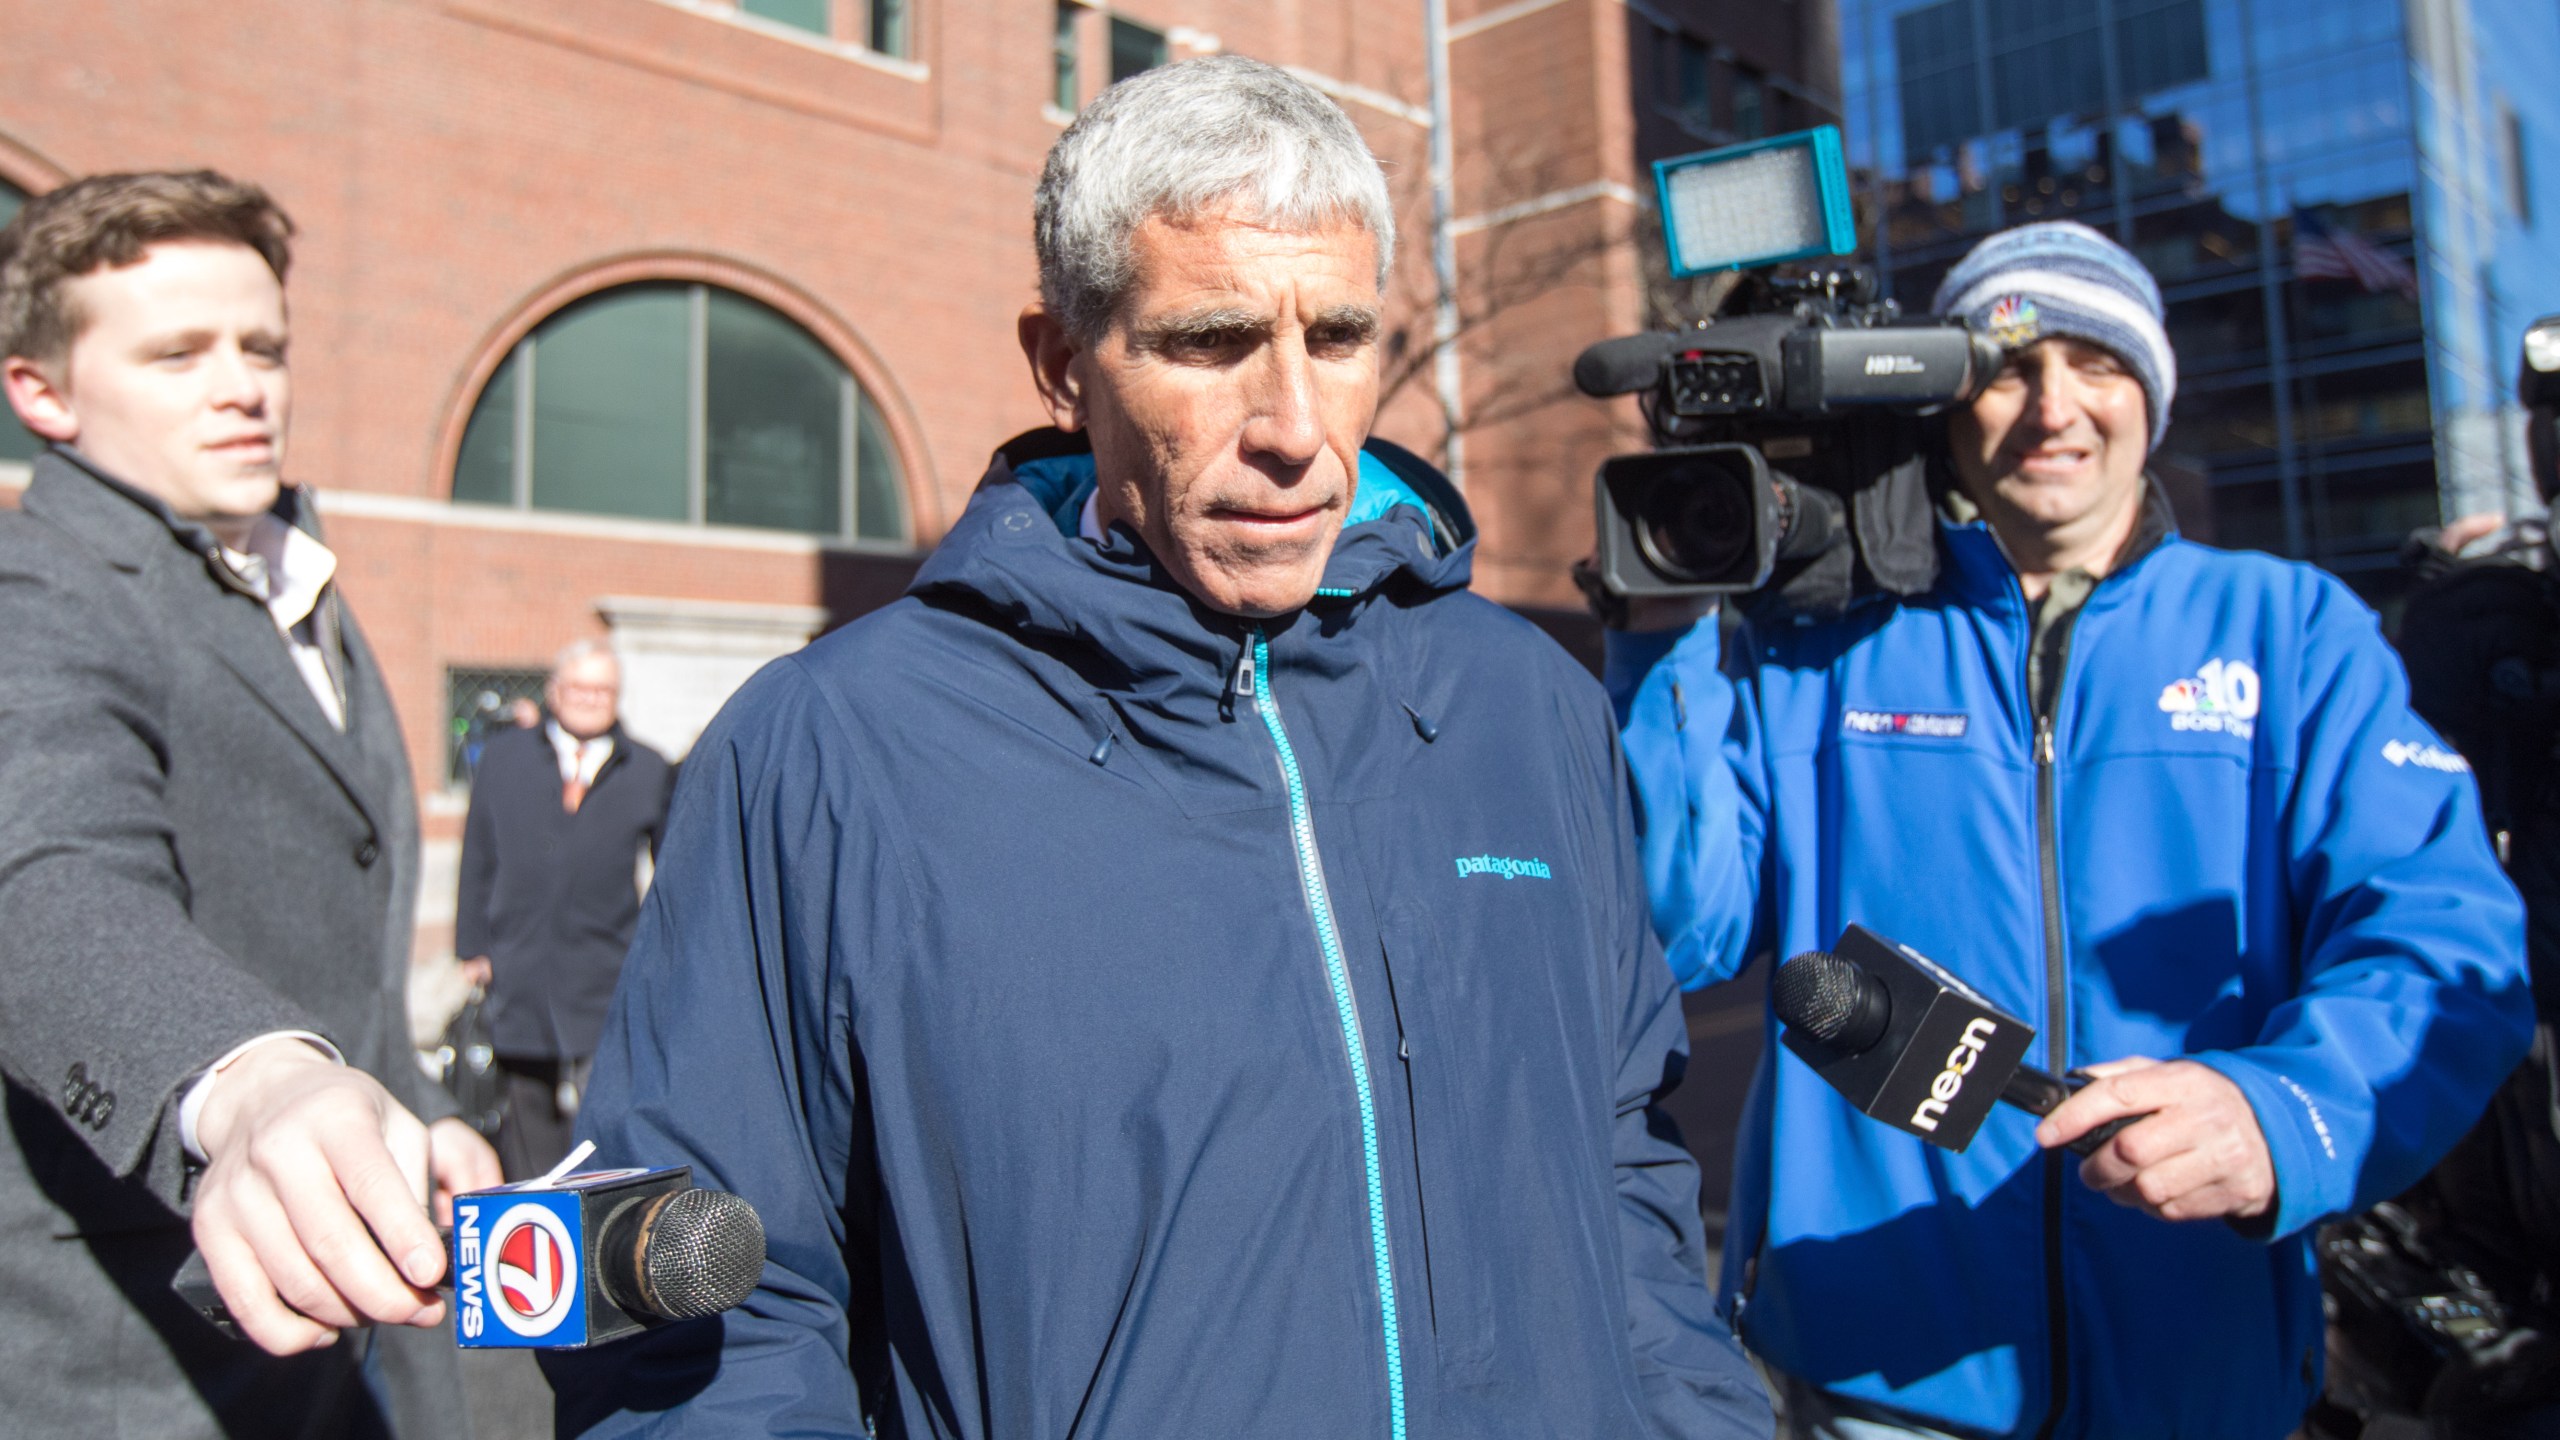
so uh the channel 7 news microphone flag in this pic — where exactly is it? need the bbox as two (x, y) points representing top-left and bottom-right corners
(174, 1152), (766, 1349)
(455, 1163), (764, 1349)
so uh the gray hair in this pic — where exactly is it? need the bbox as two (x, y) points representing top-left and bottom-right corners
(549, 637), (617, 681)
(1034, 55), (1396, 342)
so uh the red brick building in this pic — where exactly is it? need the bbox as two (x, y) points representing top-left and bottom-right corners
(0, 0), (1835, 984)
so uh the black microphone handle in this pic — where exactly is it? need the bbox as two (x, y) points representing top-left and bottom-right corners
(172, 1236), (453, 1340)
(1997, 1064), (2144, 1157)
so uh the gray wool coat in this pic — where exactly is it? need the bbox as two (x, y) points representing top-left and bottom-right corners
(0, 449), (466, 1439)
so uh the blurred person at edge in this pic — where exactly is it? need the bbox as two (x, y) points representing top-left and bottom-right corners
(545, 55), (1770, 1440)
(0, 172), (499, 1436)
(454, 639), (672, 1180)
(1598, 221), (2532, 1439)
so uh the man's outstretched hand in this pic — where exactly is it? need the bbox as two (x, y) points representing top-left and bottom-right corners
(190, 1038), (457, 1354)
(2036, 1057), (2275, 1224)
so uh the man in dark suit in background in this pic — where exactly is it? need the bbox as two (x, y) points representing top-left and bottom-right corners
(0, 171), (499, 1435)
(456, 640), (672, 1180)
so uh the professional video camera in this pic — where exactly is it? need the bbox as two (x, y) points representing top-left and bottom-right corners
(1577, 127), (2004, 622)
(2315, 310), (2560, 1437)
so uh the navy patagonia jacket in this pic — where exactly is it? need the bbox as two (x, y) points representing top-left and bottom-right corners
(546, 431), (1770, 1439)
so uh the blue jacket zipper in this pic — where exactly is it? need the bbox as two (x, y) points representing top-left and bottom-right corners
(1244, 626), (1408, 1440)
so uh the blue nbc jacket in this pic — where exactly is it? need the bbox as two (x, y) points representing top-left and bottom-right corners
(544, 431), (1770, 1439)
(1604, 504), (2533, 1439)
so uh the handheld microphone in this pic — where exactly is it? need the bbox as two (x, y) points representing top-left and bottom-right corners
(175, 1166), (765, 1349)
(1772, 925), (2143, 1155)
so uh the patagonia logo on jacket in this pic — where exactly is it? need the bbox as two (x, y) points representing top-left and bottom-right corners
(1455, 855), (1553, 880)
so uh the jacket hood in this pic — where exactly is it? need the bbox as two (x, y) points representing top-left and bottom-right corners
(909, 427), (1475, 657)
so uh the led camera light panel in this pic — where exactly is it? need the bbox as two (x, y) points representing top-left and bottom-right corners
(1655, 126), (1856, 277)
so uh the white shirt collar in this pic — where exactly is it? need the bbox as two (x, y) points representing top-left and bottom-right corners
(220, 513), (337, 632)
(545, 720), (616, 785)
(1078, 488), (1105, 545)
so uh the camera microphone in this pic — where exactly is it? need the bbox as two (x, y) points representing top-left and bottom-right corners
(1573, 331), (1684, 398)
(1772, 926), (2142, 1156)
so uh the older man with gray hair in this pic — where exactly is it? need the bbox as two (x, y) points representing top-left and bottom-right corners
(548, 56), (1768, 1439)
(453, 638), (672, 1180)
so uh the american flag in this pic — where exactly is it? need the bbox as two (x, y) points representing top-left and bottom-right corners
(2291, 206), (2419, 299)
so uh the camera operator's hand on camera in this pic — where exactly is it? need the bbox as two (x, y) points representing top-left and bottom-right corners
(1573, 556), (1717, 633)
(189, 1038), (448, 1355)
(2036, 1057), (2274, 1223)
(1623, 595), (1719, 633)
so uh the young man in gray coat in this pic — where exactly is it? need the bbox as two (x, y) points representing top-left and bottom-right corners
(0, 171), (499, 1436)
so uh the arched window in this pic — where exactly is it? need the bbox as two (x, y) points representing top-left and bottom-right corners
(0, 180), (36, 464)
(451, 282), (909, 543)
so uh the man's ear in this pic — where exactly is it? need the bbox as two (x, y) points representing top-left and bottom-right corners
(1018, 306), (1089, 433)
(2, 355), (78, 444)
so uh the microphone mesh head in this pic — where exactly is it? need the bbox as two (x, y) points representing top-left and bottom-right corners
(1772, 951), (1864, 1043)
(642, 1188), (766, 1320)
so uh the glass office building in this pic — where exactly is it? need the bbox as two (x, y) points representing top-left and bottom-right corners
(1839, 0), (2560, 600)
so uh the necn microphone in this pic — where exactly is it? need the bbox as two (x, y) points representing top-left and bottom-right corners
(1772, 925), (2139, 1155)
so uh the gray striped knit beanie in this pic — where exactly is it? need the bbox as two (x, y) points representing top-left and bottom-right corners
(1931, 220), (2175, 448)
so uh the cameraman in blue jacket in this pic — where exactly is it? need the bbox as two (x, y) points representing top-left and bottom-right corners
(1603, 221), (2533, 1438)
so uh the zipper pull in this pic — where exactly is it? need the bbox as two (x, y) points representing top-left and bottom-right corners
(2035, 715), (2056, 766)
(1219, 636), (1254, 721)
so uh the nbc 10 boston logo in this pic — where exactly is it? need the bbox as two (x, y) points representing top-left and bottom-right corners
(454, 1195), (586, 1345)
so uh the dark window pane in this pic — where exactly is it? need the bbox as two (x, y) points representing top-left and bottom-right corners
(529, 287), (690, 522)
(2163, 285), (2271, 366)
(2133, 196), (2258, 286)
(1732, 70), (1766, 140)
(705, 290), (842, 536)
(2207, 478), (2287, 553)
(0, 412), (38, 464)
(855, 387), (906, 542)
(1898, 0), (2205, 160)
(2165, 382), (2278, 457)
(741, 0), (829, 35)
(870, 0), (909, 57)
(452, 348), (519, 505)
(2299, 361), (2430, 447)
(1678, 37), (1710, 124)
(1054, 3), (1079, 109)
(0, 182), (26, 459)
(2114, 0), (2209, 100)
(1986, 0), (2105, 134)
(1109, 18), (1165, 84)
(2313, 461), (2440, 555)
(1895, 0), (1980, 162)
